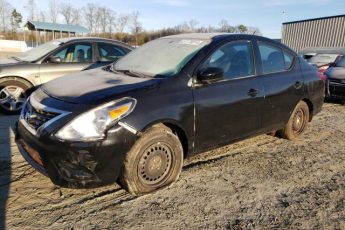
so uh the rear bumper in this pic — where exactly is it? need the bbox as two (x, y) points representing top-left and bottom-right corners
(15, 120), (138, 189)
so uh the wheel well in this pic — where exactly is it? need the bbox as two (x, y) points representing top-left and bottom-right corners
(302, 98), (313, 122)
(150, 122), (189, 159)
(0, 76), (35, 89)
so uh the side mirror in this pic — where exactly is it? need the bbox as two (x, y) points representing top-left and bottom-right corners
(197, 67), (224, 84)
(48, 56), (62, 63)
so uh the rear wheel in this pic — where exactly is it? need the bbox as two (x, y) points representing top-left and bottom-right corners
(119, 125), (183, 195)
(0, 80), (30, 115)
(279, 101), (309, 140)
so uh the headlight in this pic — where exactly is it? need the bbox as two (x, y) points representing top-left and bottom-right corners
(55, 98), (136, 141)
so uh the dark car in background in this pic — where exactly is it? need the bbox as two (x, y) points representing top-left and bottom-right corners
(325, 55), (345, 101)
(0, 37), (133, 114)
(15, 33), (324, 195)
(300, 47), (345, 74)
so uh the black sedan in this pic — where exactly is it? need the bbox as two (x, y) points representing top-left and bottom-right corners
(15, 33), (325, 195)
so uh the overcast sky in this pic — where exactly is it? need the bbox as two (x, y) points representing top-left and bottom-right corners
(17, 0), (345, 38)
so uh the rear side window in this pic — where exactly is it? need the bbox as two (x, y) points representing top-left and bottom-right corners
(201, 41), (255, 79)
(259, 43), (284, 74)
(98, 43), (128, 62)
(259, 42), (294, 74)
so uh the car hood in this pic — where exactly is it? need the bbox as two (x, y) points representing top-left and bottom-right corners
(325, 67), (345, 80)
(41, 68), (160, 104)
(0, 58), (23, 67)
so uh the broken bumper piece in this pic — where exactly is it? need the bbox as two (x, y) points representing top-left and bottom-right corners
(15, 121), (138, 189)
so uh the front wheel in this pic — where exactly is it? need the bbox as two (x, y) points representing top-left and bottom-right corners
(0, 80), (30, 115)
(119, 125), (183, 195)
(279, 101), (309, 140)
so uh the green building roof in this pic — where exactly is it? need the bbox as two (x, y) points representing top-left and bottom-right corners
(25, 21), (89, 34)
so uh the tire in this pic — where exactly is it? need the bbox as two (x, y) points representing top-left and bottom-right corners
(119, 124), (183, 195)
(0, 80), (31, 115)
(278, 101), (309, 140)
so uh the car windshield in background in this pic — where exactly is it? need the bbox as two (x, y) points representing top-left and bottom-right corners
(15, 41), (63, 62)
(308, 54), (339, 65)
(114, 38), (210, 77)
(335, 56), (345, 67)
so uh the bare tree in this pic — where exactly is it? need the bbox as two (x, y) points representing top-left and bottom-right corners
(83, 3), (96, 35)
(93, 7), (102, 36)
(115, 14), (129, 40)
(71, 8), (82, 25)
(26, 0), (37, 21)
(39, 11), (47, 22)
(130, 11), (142, 46)
(49, 0), (59, 23)
(0, 0), (13, 32)
(60, 3), (74, 24)
(246, 26), (262, 35)
(107, 9), (116, 37)
(97, 7), (109, 34)
(188, 19), (198, 32)
(218, 19), (235, 33)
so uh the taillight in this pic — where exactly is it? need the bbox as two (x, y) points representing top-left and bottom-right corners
(317, 71), (327, 81)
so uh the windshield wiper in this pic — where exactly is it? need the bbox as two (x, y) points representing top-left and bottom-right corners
(115, 69), (151, 78)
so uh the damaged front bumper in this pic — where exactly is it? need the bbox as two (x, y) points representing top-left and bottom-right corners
(15, 121), (138, 188)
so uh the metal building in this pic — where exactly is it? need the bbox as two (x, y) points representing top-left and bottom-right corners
(282, 14), (345, 52)
(24, 21), (89, 46)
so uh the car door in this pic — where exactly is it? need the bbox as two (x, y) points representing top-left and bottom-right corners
(254, 39), (304, 131)
(193, 40), (265, 152)
(92, 42), (131, 69)
(39, 42), (95, 84)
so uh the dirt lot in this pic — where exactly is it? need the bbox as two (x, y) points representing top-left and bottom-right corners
(0, 102), (345, 229)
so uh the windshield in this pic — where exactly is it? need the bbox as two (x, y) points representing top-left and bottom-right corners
(335, 56), (345, 67)
(15, 40), (63, 62)
(114, 38), (210, 77)
(308, 54), (339, 65)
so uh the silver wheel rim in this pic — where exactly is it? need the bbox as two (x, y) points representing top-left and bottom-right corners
(0, 85), (27, 112)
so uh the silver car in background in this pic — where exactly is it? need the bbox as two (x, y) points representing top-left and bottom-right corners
(0, 37), (132, 114)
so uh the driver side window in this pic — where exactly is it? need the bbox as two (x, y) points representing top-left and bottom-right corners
(201, 41), (255, 79)
(51, 43), (92, 63)
(54, 47), (69, 62)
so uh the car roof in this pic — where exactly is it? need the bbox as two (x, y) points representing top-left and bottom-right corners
(160, 33), (269, 40)
(53, 37), (133, 49)
(160, 33), (295, 54)
(161, 33), (230, 40)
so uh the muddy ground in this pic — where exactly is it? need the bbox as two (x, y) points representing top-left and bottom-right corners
(0, 102), (344, 229)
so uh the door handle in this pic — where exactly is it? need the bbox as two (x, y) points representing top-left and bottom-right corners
(294, 81), (302, 89)
(247, 88), (258, 97)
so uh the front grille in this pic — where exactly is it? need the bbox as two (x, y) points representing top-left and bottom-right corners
(329, 78), (345, 84)
(23, 100), (60, 131)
